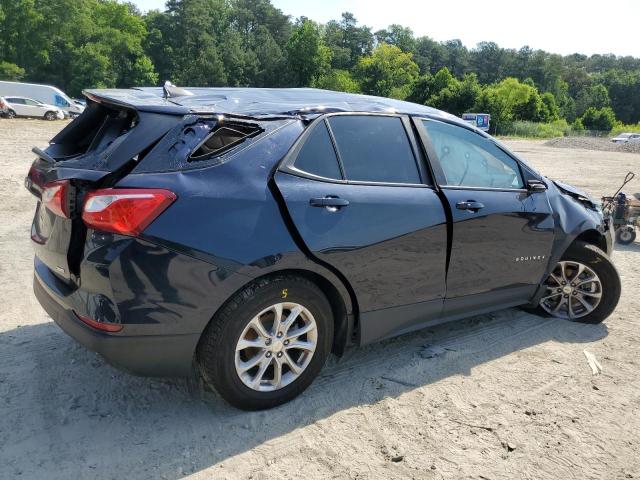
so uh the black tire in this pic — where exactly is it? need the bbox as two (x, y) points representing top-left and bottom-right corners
(197, 275), (334, 410)
(616, 227), (636, 245)
(44, 111), (57, 121)
(538, 242), (620, 324)
(6, 109), (16, 119)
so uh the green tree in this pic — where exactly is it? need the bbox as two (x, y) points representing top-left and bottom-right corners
(355, 43), (419, 99)
(313, 69), (360, 93)
(540, 92), (560, 121)
(323, 13), (373, 70)
(475, 77), (542, 132)
(252, 25), (287, 87)
(286, 19), (332, 86)
(575, 83), (610, 117)
(0, 61), (25, 80)
(442, 39), (469, 77)
(413, 36), (448, 74)
(602, 70), (640, 124)
(410, 68), (481, 115)
(471, 42), (508, 84)
(375, 24), (416, 53)
(580, 107), (616, 132)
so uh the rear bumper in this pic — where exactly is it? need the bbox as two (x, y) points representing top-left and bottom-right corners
(34, 268), (199, 377)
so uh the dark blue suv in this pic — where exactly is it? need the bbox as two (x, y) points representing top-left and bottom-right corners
(27, 87), (620, 409)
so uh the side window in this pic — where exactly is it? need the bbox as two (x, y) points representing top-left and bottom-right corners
(293, 120), (342, 180)
(422, 120), (524, 189)
(328, 115), (421, 184)
(55, 94), (70, 107)
(8, 98), (24, 105)
(24, 99), (38, 106)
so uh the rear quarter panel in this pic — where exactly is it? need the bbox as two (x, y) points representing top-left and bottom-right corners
(110, 119), (351, 335)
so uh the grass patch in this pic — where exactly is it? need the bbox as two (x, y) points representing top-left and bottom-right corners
(497, 120), (572, 139)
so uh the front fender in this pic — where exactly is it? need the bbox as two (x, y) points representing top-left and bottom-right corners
(529, 180), (612, 305)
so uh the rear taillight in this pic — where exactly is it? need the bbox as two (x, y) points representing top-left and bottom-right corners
(42, 180), (70, 218)
(75, 312), (123, 332)
(26, 164), (46, 191)
(82, 188), (176, 236)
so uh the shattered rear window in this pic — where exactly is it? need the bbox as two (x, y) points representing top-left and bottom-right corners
(190, 124), (261, 161)
(132, 116), (277, 172)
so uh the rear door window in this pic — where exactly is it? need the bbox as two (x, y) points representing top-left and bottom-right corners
(293, 120), (343, 180)
(7, 98), (25, 104)
(422, 120), (524, 189)
(327, 115), (421, 184)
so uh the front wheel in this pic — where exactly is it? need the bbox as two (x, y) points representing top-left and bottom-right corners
(538, 242), (620, 324)
(44, 111), (57, 121)
(616, 226), (636, 245)
(197, 276), (334, 410)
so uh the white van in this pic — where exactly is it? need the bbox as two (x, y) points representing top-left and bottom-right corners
(0, 81), (84, 118)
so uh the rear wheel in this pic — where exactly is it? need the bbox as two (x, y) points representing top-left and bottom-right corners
(6, 109), (16, 119)
(616, 226), (636, 245)
(197, 275), (334, 410)
(538, 242), (620, 324)
(44, 111), (57, 121)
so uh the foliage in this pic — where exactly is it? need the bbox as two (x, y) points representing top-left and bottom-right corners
(580, 107), (617, 132)
(355, 43), (418, 99)
(313, 69), (360, 93)
(474, 77), (550, 131)
(0, 61), (25, 80)
(610, 123), (640, 136)
(575, 84), (610, 117)
(323, 12), (373, 70)
(0, 0), (639, 133)
(286, 19), (332, 86)
(408, 68), (480, 116)
(497, 120), (571, 138)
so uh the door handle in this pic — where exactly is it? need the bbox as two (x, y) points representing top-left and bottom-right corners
(456, 200), (485, 211)
(310, 196), (349, 211)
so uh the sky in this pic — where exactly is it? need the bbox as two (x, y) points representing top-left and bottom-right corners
(129, 0), (639, 57)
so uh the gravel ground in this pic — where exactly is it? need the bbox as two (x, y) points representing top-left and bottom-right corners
(1, 119), (639, 480)
(544, 136), (640, 154)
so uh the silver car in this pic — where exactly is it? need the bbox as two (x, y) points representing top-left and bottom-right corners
(0, 95), (64, 120)
(611, 132), (640, 143)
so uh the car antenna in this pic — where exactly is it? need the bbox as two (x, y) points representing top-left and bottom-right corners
(162, 81), (194, 99)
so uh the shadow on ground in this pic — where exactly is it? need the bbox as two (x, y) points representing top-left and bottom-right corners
(615, 241), (640, 254)
(0, 308), (607, 478)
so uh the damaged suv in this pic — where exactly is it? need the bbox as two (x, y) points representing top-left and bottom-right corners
(27, 87), (620, 410)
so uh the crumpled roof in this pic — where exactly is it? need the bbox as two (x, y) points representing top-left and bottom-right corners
(84, 86), (460, 122)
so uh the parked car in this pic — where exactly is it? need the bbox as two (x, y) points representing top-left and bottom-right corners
(611, 132), (640, 143)
(27, 88), (620, 410)
(2, 96), (64, 120)
(0, 81), (83, 118)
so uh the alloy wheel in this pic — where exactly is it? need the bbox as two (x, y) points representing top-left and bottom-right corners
(540, 260), (603, 319)
(234, 302), (318, 392)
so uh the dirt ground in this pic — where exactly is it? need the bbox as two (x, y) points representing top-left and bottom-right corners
(1, 119), (639, 480)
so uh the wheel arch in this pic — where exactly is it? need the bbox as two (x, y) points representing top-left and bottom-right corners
(572, 229), (608, 253)
(200, 267), (358, 357)
(529, 228), (611, 308)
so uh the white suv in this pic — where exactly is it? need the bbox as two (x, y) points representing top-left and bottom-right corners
(0, 96), (64, 120)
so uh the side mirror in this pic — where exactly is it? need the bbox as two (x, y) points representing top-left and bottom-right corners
(527, 179), (547, 192)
